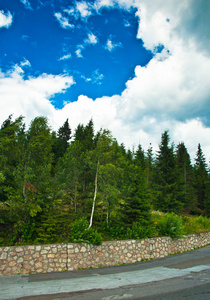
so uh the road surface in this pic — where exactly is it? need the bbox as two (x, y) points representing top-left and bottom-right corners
(0, 245), (210, 300)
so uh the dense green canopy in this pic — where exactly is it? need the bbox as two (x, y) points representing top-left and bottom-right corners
(0, 116), (209, 246)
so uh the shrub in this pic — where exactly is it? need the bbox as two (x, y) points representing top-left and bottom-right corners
(156, 213), (183, 239)
(101, 222), (127, 240)
(126, 222), (155, 240)
(70, 218), (102, 245)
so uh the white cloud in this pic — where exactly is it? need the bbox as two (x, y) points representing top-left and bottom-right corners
(123, 19), (131, 27)
(1, 0), (210, 163)
(105, 38), (122, 52)
(75, 33), (98, 58)
(76, 1), (92, 19)
(58, 53), (72, 61)
(92, 69), (104, 84)
(94, 0), (115, 11)
(19, 0), (32, 10)
(54, 12), (74, 29)
(0, 10), (13, 29)
(84, 33), (98, 45)
(117, 42), (210, 125)
(0, 62), (74, 127)
(20, 58), (31, 67)
(75, 46), (84, 58)
(63, 0), (133, 22)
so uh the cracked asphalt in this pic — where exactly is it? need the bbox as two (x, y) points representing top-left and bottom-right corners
(0, 246), (210, 300)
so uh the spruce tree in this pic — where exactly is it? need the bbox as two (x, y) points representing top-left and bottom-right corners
(155, 131), (183, 213)
(52, 119), (71, 164)
(204, 172), (210, 217)
(194, 144), (208, 210)
(176, 142), (197, 212)
(134, 144), (146, 169)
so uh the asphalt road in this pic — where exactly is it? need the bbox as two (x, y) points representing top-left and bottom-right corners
(0, 245), (210, 300)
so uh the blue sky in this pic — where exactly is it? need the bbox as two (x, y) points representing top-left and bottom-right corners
(0, 0), (210, 162)
(0, 0), (152, 108)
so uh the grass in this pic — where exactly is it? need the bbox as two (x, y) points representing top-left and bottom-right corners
(181, 215), (210, 234)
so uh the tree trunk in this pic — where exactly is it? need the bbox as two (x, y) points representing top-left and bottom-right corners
(88, 160), (99, 229)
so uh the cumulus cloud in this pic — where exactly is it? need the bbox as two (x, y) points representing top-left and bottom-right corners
(84, 33), (98, 45)
(94, 0), (115, 11)
(118, 43), (210, 125)
(62, 0), (210, 161)
(1, 0), (210, 163)
(54, 12), (74, 29)
(76, 1), (92, 18)
(0, 10), (13, 29)
(64, 1), (93, 21)
(0, 62), (74, 127)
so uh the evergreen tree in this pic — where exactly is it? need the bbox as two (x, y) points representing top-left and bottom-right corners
(74, 124), (85, 142)
(145, 143), (153, 187)
(52, 119), (71, 167)
(55, 140), (85, 214)
(176, 142), (197, 212)
(204, 171), (210, 217)
(9, 117), (53, 243)
(134, 144), (146, 169)
(122, 162), (151, 226)
(154, 131), (183, 213)
(194, 144), (208, 210)
(84, 119), (94, 151)
(0, 115), (25, 203)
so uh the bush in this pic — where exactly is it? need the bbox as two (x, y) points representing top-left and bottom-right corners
(126, 222), (155, 240)
(101, 222), (127, 240)
(156, 213), (183, 239)
(70, 218), (102, 245)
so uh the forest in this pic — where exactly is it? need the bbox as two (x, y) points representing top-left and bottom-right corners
(0, 115), (210, 246)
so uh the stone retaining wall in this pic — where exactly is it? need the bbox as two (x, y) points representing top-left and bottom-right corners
(1, 232), (210, 276)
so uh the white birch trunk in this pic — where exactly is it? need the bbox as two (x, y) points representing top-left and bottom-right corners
(88, 160), (99, 229)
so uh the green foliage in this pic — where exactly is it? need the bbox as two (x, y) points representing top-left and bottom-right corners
(195, 216), (210, 229)
(101, 222), (127, 240)
(204, 177), (210, 217)
(126, 222), (155, 239)
(155, 213), (184, 239)
(0, 116), (209, 247)
(34, 200), (72, 244)
(182, 215), (210, 234)
(70, 218), (102, 245)
(194, 143), (208, 209)
(154, 131), (183, 214)
(11, 219), (36, 245)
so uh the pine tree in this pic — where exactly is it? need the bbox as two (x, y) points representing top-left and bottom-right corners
(134, 144), (146, 169)
(204, 171), (210, 217)
(155, 131), (183, 213)
(120, 159), (152, 231)
(176, 142), (197, 212)
(52, 119), (71, 167)
(194, 144), (208, 210)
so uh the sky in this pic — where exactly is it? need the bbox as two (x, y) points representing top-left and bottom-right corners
(0, 0), (210, 164)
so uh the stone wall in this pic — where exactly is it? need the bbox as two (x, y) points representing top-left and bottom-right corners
(1, 232), (210, 276)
